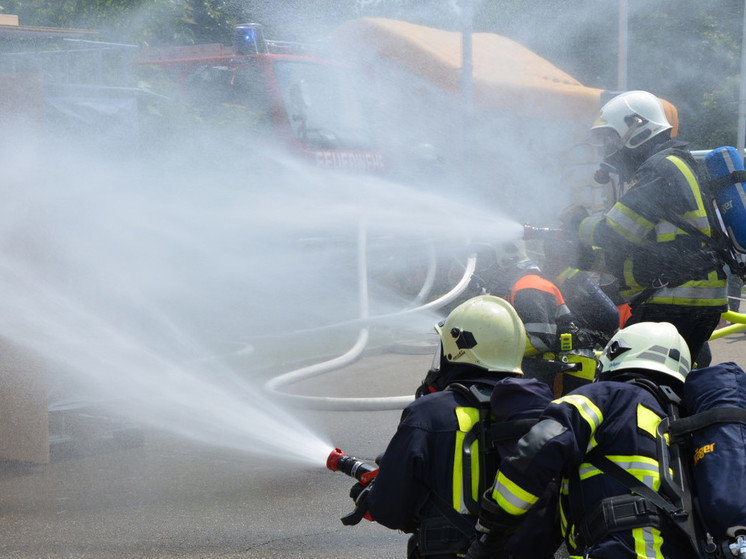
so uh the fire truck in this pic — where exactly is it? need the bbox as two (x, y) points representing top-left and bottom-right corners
(134, 23), (385, 174)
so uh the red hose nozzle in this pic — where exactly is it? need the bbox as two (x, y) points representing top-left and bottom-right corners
(327, 447), (346, 472)
(326, 447), (379, 486)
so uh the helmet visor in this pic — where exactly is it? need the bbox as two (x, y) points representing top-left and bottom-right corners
(589, 127), (622, 157)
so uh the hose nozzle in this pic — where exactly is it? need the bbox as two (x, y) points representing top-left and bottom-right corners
(523, 223), (563, 241)
(326, 447), (379, 486)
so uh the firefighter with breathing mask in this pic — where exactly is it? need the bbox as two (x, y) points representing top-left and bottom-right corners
(470, 240), (610, 397)
(565, 90), (727, 365)
(353, 295), (559, 558)
(465, 321), (696, 559)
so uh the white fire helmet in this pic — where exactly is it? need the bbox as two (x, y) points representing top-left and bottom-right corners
(589, 90), (672, 155)
(435, 295), (526, 374)
(598, 321), (691, 384)
(494, 240), (540, 273)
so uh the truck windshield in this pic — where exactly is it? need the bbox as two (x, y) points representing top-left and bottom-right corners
(274, 60), (373, 151)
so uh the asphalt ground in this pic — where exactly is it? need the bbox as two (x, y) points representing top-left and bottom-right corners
(0, 335), (743, 558)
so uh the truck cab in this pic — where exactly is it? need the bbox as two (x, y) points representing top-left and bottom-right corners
(134, 24), (385, 174)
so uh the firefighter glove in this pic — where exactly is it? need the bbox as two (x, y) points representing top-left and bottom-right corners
(475, 489), (523, 537)
(464, 533), (509, 559)
(349, 481), (372, 505)
(342, 481), (374, 526)
(558, 204), (589, 237)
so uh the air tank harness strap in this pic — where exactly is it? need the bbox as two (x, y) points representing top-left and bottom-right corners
(710, 170), (746, 191)
(667, 406), (746, 441)
(575, 452), (689, 550)
(579, 453), (689, 545)
(414, 480), (476, 556)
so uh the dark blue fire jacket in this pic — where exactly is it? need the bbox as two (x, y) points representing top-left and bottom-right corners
(489, 379), (694, 558)
(367, 369), (556, 557)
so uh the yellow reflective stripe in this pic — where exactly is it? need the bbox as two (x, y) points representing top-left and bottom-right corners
(578, 461), (601, 480)
(554, 394), (603, 434)
(634, 525), (665, 558)
(559, 500), (568, 535)
(667, 155), (705, 208)
(606, 203), (654, 244)
(637, 403), (662, 438)
(490, 471), (539, 516)
(647, 278), (728, 306)
(455, 406), (479, 431)
(606, 455), (661, 490)
(524, 333), (541, 356)
(656, 156), (711, 243)
(623, 257), (643, 292)
(453, 407), (480, 513)
(579, 215), (603, 245)
(555, 267), (578, 285)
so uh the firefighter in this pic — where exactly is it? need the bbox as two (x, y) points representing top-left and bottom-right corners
(356, 295), (559, 558)
(471, 240), (606, 396)
(568, 90), (728, 363)
(465, 321), (696, 559)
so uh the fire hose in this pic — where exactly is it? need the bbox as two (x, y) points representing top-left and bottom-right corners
(263, 219), (477, 411)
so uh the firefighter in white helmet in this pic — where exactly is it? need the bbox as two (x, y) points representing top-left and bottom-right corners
(349, 296), (560, 558)
(466, 321), (696, 559)
(564, 90), (727, 366)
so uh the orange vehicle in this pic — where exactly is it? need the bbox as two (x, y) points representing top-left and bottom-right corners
(134, 23), (385, 174)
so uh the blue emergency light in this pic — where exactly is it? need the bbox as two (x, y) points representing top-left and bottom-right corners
(233, 23), (267, 55)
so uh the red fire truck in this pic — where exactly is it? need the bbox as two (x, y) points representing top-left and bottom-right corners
(134, 23), (385, 174)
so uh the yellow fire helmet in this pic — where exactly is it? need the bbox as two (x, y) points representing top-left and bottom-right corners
(435, 295), (526, 374)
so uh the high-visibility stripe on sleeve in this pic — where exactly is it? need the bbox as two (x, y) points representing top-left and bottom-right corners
(606, 204), (654, 244)
(554, 394), (603, 434)
(578, 215), (603, 245)
(490, 470), (539, 516)
(633, 525), (665, 558)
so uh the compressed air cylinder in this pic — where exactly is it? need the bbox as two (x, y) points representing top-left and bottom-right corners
(683, 362), (746, 540)
(704, 146), (746, 253)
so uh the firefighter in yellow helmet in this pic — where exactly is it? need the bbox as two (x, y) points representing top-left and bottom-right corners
(568, 90), (727, 364)
(349, 296), (560, 558)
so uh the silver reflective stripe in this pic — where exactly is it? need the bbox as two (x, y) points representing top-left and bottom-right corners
(611, 458), (659, 484)
(493, 481), (532, 512)
(655, 215), (710, 237)
(524, 322), (556, 334)
(606, 205), (651, 243)
(641, 526), (657, 558)
(637, 347), (668, 365)
(649, 284), (727, 301)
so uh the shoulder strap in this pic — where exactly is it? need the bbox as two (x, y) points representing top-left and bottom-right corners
(588, 452), (683, 516)
(668, 406), (746, 441)
(421, 487), (477, 540)
(446, 382), (492, 516)
(446, 382), (540, 516)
